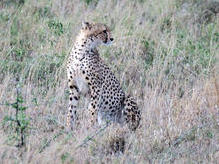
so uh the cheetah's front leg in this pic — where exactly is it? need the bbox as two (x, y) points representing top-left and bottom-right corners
(88, 95), (99, 127)
(67, 74), (80, 130)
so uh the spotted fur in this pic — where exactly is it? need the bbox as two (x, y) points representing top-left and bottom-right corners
(66, 22), (141, 131)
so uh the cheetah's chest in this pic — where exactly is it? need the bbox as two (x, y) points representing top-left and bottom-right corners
(75, 74), (89, 95)
(70, 60), (90, 95)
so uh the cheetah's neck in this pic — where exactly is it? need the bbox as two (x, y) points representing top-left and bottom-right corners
(71, 33), (99, 59)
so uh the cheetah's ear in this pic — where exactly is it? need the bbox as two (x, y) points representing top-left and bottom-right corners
(82, 21), (90, 30)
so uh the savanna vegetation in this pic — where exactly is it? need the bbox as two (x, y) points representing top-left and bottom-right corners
(0, 0), (218, 163)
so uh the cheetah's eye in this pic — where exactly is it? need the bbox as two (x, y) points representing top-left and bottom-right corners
(103, 30), (107, 33)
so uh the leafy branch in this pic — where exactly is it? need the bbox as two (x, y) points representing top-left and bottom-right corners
(1, 85), (30, 148)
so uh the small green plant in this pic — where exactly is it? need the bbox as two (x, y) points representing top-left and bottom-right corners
(61, 152), (70, 163)
(81, 0), (99, 5)
(10, 17), (19, 37)
(138, 0), (147, 3)
(1, 0), (25, 7)
(141, 39), (154, 70)
(37, 6), (53, 18)
(2, 85), (29, 147)
(48, 20), (64, 36)
(11, 47), (26, 61)
(161, 17), (172, 32)
(205, 130), (213, 139)
(0, 13), (10, 23)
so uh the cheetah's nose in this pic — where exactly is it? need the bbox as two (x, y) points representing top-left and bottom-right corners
(110, 38), (114, 41)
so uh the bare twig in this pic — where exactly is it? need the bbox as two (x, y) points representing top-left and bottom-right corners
(39, 131), (64, 153)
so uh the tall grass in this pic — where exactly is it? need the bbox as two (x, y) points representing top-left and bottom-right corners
(0, 0), (218, 163)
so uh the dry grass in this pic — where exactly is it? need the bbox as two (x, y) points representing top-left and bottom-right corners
(0, 0), (218, 163)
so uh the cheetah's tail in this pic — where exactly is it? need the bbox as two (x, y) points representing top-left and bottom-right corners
(123, 95), (141, 131)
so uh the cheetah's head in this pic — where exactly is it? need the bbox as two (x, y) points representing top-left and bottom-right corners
(80, 22), (114, 48)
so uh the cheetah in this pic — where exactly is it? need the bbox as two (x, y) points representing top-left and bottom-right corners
(66, 22), (140, 131)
